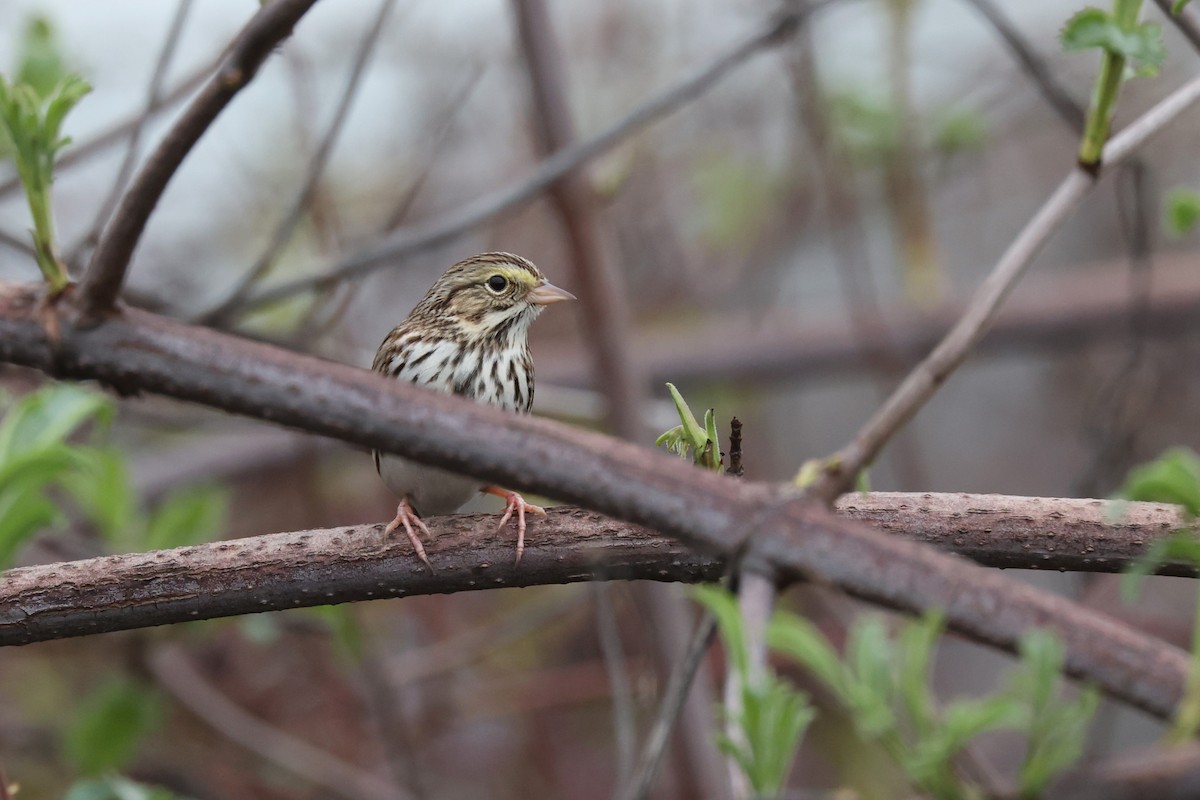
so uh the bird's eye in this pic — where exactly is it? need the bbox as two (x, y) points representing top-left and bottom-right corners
(486, 275), (508, 293)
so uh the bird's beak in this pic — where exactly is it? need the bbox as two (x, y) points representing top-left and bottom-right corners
(528, 280), (576, 306)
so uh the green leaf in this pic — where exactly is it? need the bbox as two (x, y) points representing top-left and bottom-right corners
(58, 447), (135, 543)
(845, 616), (897, 738)
(144, 484), (228, 550)
(1173, 0), (1192, 13)
(1060, 8), (1166, 74)
(692, 585), (749, 676)
(65, 678), (163, 775)
(15, 16), (69, 100)
(767, 610), (848, 696)
(1165, 188), (1200, 236)
(898, 612), (943, 740)
(1122, 530), (1200, 603)
(0, 480), (61, 566)
(1120, 448), (1200, 519)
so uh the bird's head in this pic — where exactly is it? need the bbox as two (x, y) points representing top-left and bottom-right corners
(413, 252), (575, 340)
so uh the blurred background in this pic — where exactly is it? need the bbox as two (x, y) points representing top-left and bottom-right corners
(1, 0), (1199, 796)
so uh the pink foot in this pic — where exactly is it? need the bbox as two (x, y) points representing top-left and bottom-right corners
(384, 497), (434, 570)
(483, 487), (546, 565)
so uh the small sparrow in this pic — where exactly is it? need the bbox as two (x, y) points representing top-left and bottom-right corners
(371, 252), (575, 567)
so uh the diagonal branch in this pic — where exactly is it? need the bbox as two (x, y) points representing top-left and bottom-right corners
(222, 1), (823, 317)
(198, 0), (399, 326)
(814, 73), (1200, 501)
(75, 0), (321, 323)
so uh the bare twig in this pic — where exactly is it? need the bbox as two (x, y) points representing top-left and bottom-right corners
(814, 73), (1200, 500)
(1152, 0), (1200, 54)
(537, 253), (1200, 388)
(225, 1), (827, 316)
(149, 645), (412, 800)
(66, 0), (195, 270)
(960, 0), (1086, 130)
(76, 0), (320, 323)
(620, 614), (719, 800)
(592, 582), (637, 785)
(0, 228), (37, 259)
(199, 0), (399, 325)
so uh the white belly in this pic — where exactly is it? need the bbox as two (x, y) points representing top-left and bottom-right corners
(377, 452), (478, 516)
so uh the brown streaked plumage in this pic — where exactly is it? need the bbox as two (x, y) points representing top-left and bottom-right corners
(371, 252), (574, 567)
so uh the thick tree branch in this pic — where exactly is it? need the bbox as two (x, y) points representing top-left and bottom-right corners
(0, 282), (1191, 718)
(75, 0), (320, 322)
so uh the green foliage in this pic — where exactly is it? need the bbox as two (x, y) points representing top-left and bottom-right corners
(65, 776), (191, 800)
(1120, 447), (1200, 519)
(933, 109), (987, 156)
(1174, 0), (1193, 12)
(656, 383), (723, 471)
(0, 66), (90, 291)
(0, 385), (113, 565)
(1117, 447), (1200, 743)
(1010, 631), (1100, 796)
(695, 587), (814, 796)
(1061, 0), (1161, 167)
(1165, 188), (1200, 236)
(692, 156), (779, 248)
(767, 607), (1096, 799)
(65, 678), (163, 775)
(0, 384), (229, 566)
(15, 16), (70, 99)
(1060, 7), (1165, 76)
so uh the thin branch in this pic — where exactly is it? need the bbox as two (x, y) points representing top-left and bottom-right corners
(0, 283), (1193, 718)
(538, 253), (1200, 388)
(224, 1), (827, 316)
(960, 0), (1086, 131)
(0, 228), (37, 259)
(1152, 0), (1200, 54)
(199, 0), (399, 326)
(815, 73), (1200, 500)
(620, 614), (719, 800)
(75, 0), (320, 323)
(592, 582), (637, 785)
(148, 645), (413, 800)
(66, 0), (195, 270)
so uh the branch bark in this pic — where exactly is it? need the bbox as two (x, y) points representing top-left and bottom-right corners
(0, 281), (1192, 718)
(75, 0), (320, 322)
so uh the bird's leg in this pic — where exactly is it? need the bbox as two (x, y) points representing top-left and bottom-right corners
(383, 497), (434, 570)
(483, 486), (546, 565)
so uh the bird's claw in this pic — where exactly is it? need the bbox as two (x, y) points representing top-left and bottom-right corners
(384, 498), (435, 571)
(493, 491), (545, 566)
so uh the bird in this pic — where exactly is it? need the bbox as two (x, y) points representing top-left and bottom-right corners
(371, 252), (575, 568)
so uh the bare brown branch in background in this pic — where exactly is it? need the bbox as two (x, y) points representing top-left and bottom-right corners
(66, 0), (195, 270)
(199, 0), (399, 326)
(225, 2), (824, 316)
(149, 645), (413, 800)
(508, 0), (726, 793)
(75, 0), (321, 323)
